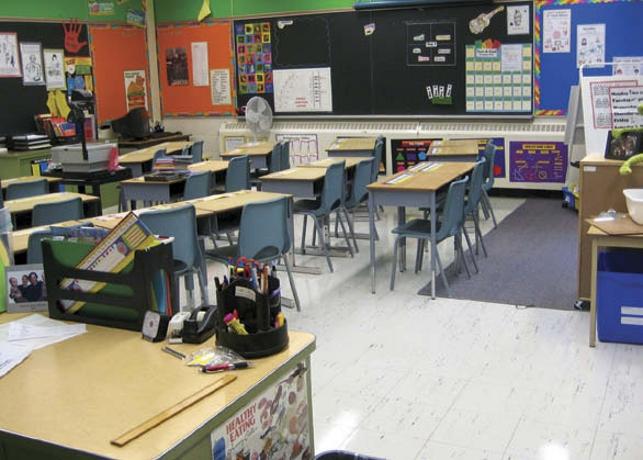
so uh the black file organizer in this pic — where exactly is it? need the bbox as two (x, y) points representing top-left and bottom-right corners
(42, 240), (176, 331)
(215, 276), (289, 359)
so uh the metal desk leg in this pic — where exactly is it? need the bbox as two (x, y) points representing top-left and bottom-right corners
(369, 192), (376, 294)
(589, 239), (598, 347)
(398, 206), (406, 272)
(430, 192), (437, 299)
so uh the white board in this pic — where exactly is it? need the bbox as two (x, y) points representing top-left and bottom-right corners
(273, 67), (333, 113)
(580, 73), (642, 155)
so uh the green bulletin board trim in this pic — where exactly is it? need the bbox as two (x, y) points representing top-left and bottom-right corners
(0, 0), (145, 24)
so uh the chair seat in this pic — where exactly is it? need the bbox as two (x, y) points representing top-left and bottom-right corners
(392, 218), (442, 238)
(206, 244), (239, 262)
(293, 199), (323, 216)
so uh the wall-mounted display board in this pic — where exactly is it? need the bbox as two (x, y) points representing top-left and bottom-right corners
(0, 21), (90, 135)
(535, 0), (643, 116)
(157, 22), (235, 116)
(233, 2), (533, 117)
(90, 26), (149, 124)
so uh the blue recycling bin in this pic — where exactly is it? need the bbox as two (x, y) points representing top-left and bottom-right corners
(597, 248), (643, 344)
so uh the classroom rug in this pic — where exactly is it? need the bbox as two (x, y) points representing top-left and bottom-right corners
(420, 198), (579, 310)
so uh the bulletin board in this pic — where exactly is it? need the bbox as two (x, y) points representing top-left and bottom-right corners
(234, 2), (534, 117)
(90, 26), (149, 124)
(0, 21), (90, 135)
(535, 0), (643, 116)
(157, 22), (235, 116)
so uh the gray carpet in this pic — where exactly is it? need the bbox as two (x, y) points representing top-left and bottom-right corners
(421, 198), (579, 310)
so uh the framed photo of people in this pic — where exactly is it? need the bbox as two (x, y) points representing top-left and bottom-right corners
(6, 264), (48, 312)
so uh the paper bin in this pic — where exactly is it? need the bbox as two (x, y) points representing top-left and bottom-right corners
(597, 248), (643, 344)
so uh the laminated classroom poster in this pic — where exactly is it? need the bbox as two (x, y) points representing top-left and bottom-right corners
(20, 42), (45, 86)
(0, 33), (21, 77)
(506, 5), (529, 36)
(509, 141), (567, 183)
(191, 41), (209, 87)
(613, 57), (643, 77)
(210, 68), (232, 105)
(123, 69), (148, 111)
(210, 364), (311, 460)
(43, 49), (66, 90)
(577, 24), (605, 68)
(542, 9), (571, 53)
(166, 47), (189, 86)
(275, 134), (318, 165)
(477, 137), (506, 178)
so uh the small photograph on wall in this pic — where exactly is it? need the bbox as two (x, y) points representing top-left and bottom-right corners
(6, 265), (48, 313)
(20, 42), (45, 86)
(165, 47), (189, 86)
(0, 32), (21, 77)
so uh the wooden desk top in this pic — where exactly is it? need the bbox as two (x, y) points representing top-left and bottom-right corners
(261, 167), (326, 182)
(0, 313), (315, 460)
(122, 176), (185, 186)
(300, 157), (365, 169)
(188, 160), (229, 174)
(2, 176), (61, 190)
(192, 190), (290, 213)
(587, 223), (643, 238)
(119, 141), (193, 164)
(429, 140), (479, 156)
(89, 203), (212, 230)
(11, 220), (81, 254)
(5, 192), (99, 215)
(327, 137), (377, 151)
(368, 162), (476, 193)
(221, 142), (273, 157)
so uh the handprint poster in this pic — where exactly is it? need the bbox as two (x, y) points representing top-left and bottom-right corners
(210, 363), (312, 460)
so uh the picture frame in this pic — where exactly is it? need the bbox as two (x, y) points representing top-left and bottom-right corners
(0, 32), (21, 78)
(605, 129), (642, 161)
(43, 48), (66, 90)
(6, 264), (48, 313)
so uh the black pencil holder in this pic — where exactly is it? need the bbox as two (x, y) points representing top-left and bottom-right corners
(215, 277), (288, 359)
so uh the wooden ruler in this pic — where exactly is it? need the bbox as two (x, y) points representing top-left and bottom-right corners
(111, 374), (237, 447)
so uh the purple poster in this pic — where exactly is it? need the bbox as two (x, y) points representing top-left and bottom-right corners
(509, 141), (568, 183)
(477, 137), (506, 178)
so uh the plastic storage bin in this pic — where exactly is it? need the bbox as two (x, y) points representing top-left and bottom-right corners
(51, 142), (116, 173)
(597, 248), (643, 344)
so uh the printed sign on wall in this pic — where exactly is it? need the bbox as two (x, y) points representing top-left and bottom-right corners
(275, 133), (318, 165)
(235, 22), (273, 95)
(477, 137), (506, 178)
(509, 141), (567, 183)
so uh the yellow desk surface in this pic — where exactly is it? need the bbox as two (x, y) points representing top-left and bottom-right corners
(5, 192), (100, 215)
(11, 220), (81, 255)
(429, 140), (479, 156)
(221, 142), (273, 157)
(2, 176), (62, 190)
(368, 162), (475, 192)
(300, 157), (365, 169)
(261, 167), (326, 182)
(327, 137), (377, 151)
(192, 190), (289, 214)
(187, 160), (229, 174)
(0, 313), (315, 460)
(119, 141), (193, 165)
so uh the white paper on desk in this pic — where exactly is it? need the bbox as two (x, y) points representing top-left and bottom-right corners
(8, 323), (86, 342)
(0, 343), (30, 378)
(0, 314), (86, 352)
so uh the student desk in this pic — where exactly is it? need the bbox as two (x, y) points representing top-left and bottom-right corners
(427, 139), (479, 162)
(1, 176), (62, 198)
(119, 141), (194, 177)
(220, 142), (273, 170)
(41, 167), (133, 204)
(301, 157), (365, 181)
(11, 221), (82, 263)
(326, 137), (377, 158)
(6, 192), (101, 229)
(367, 162), (475, 298)
(260, 167), (327, 199)
(0, 313), (316, 460)
(587, 225), (643, 347)
(117, 132), (190, 150)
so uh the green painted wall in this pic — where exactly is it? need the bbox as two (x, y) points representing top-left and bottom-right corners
(154, 0), (357, 24)
(0, 0), (145, 23)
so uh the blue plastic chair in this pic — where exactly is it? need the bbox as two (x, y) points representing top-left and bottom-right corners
(27, 229), (54, 264)
(342, 158), (375, 252)
(6, 179), (49, 200)
(479, 142), (498, 228)
(371, 136), (384, 183)
(281, 141), (291, 170)
(207, 196), (301, 311)
(138, 204), (209, 308)
(269, 142), (283, 173)
(190, 141), (204, 163)
(32, 197), (84, 227)
(183, 171), (211, 200)
(465, 159), (489, 260)
(390, 176), (470, 296)
(294, 161), (353, 272)
(225, 155), (250, 192)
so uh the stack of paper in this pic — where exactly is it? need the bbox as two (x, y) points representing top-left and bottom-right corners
(0, 314), (87, 378)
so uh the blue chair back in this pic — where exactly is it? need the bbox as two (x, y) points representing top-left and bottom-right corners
(464, 160), (486, 215)
(152, 149), (169, 169)
(371, 137), (384, 182)
(27, 229), (53, 264)
(346, 158), (374, 209)
(269, 143), (282, 173)
(32, 197), (83, 226)
(480, 142), (496, 190)
(184, 171), (210, 200)
(225, 155), (250, 192)
(139, 204), (202, 269)
(281, 141), (291, 170)
(190, 141), (204, 163)
(320, 161), (345, 213)
(437, 176), (469, 240)
(7, 179), (49, 200)
(238, 196), (290, 260)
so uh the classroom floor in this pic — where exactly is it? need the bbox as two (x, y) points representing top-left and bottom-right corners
(192, 196), (643, 460)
